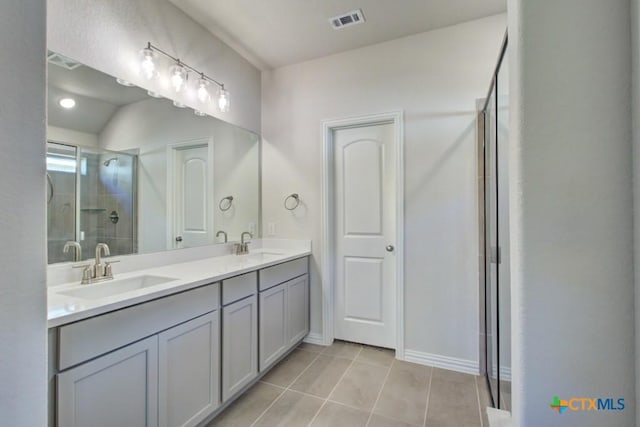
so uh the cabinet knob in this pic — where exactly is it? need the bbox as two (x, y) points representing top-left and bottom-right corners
(175, 236), (183, 242)
(386, 245), (394, 252)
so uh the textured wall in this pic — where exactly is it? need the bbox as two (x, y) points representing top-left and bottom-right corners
(47, 0), (261, 133)
(0, 0), (47, 425)
(262, 15), (506, 366)
(508, 0), (635, 425)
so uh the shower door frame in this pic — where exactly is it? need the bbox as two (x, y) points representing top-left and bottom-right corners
(479, 32), (508, 410)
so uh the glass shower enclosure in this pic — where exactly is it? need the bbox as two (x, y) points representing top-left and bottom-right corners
(46, 142), (137, 264)
(481, 34), (510, 411)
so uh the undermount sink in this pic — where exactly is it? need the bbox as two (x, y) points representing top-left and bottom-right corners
(58, 275), (178, 300)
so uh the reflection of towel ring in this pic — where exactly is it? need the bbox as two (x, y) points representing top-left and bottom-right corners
(219, 196), (234, 211)
(284, 193), (300, 210)
(46, 173), (54, 204)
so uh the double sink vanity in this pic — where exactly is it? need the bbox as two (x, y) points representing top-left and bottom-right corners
(47, 240), (311, 427)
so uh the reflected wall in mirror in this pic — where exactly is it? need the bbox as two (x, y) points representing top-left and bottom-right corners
(47, 52), (260, 264)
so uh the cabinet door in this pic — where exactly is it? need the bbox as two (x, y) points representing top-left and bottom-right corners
(259, 283), (288, 371)
(158, 311), (220, 427)
(57, 336), (158, 427)
(222, 294), (258, 401)
(287, 274), (309, 346)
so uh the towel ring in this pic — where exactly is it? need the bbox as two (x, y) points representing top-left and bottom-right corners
(219, 195), (234, 211)
(284, 193), (300, 211)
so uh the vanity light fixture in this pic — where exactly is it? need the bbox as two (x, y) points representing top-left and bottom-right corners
(197, 74), (211, 103)
(59, 98), (76, 109)
(140, 42), (230, 112)
(194, 110), (206, 117)
(218, 87), (230, 112)
(139, 45), (158, 80)
(173, 100), (187, 108)
(147, 90), (163, 98)
(170, 61), (188, 93)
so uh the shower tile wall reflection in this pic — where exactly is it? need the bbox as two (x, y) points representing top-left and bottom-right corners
(79, 150), (136, 260)
(47, 142), (137, 263)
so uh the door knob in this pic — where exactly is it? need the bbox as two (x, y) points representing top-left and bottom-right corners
(175, 236), (183, 242)
(386, 245), (394, 252)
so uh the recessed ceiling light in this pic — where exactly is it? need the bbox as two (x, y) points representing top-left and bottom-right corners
(59, 98), (76, 109)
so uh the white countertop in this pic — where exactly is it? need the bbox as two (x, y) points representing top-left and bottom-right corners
(48, 246), (310, 328)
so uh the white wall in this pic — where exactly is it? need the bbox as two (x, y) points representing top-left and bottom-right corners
(262, 15), (506, 366)
(47, 0), (262, 134)
(48, 126), (98, 148)
(0, 1), (47, 425)
(508, 0), (634, 425)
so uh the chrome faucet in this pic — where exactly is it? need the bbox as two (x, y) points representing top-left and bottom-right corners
(235, 232), (253, 255)
(73, 243), (118, 285)
(216, 230), (228, 243)
(63, 241), (82, 262)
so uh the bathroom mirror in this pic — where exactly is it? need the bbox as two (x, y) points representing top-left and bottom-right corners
(47, 52), (260, 264)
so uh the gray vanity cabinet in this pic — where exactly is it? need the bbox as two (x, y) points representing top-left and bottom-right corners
(259, 283), (289, 369)
(258, 257), (309, 371)
(57, 335), (159, 427)
(54, 283), (220, 427)
(221, 272), (258, 402)
(158, 311), (220, 427)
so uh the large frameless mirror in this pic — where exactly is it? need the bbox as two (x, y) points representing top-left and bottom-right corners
(46, 52), (260, 264)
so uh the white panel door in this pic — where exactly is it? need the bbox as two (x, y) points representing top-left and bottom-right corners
(222, 295), (258, 401)
(174, 145), (212, 248)
(57, 336), (158, 427)
(334, 123), (396, 348)
(158, 311), (220, 427)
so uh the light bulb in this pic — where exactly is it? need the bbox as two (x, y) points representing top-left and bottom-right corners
(59, 98), (76, 109)
(197, 77), (211, 103)
(173, 100), (187, 108)
(170, 63), (187, 93)
(139, 47), (157, 80)
(218, 87), (230, 112)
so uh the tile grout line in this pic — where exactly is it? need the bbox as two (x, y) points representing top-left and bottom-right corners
(422, 366), (434, 427)
(475, 375), (484, 427)
(250, 349), (324, 427)
(306, 345), (364, 426)
(364, 357), (395, 427)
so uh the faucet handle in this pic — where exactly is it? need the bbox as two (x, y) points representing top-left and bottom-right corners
(72, 263), (94, 283)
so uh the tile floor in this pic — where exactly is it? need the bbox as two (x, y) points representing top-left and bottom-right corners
(207, 341), (491, 427)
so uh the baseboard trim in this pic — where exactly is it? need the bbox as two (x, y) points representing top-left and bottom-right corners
(404, 349), (479, 375)
(303, 332), (325, 346)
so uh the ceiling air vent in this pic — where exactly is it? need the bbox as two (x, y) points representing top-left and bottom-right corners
(47, 52), (82, 70)
(329, 9), (365, 30)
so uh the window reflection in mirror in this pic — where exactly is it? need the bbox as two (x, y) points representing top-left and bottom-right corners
(46, 52), (260, 264)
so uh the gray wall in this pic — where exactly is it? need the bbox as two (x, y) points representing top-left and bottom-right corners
(0, 0), (47, 425)
(508, 0), (635, 425)
(633, 0), (640, 423)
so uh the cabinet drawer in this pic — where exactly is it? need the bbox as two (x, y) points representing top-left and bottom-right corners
(222, 272), (257, 306)
(259, 257), (308, 291)
(58, 283), (219, 371)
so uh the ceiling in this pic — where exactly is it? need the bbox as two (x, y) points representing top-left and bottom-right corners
(48, 59), (148, 134)
(169, 0), (506, 70)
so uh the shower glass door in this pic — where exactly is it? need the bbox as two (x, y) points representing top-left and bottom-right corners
(46, 142), (78, 263)
(483, 35), (510, 411)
